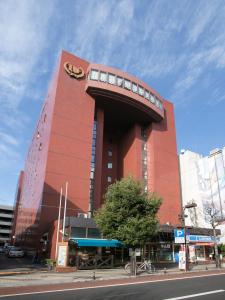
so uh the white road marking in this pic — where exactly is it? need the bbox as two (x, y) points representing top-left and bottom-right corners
(163, 289), (225, 299)
(1, 272), (225, 298)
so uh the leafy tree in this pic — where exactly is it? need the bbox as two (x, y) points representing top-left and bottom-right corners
(94, 176), (162, 248)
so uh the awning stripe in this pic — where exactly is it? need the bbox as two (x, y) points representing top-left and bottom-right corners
(70, 238), (123, 247)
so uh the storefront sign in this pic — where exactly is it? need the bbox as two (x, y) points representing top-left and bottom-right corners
(187, 235), (217, 243)
(160, 244), (171, 249)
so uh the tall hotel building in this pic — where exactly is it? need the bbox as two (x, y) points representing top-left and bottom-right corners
(179, 147), (225, 242)
(13, 51), (181, 257)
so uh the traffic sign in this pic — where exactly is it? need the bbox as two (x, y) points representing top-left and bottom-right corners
(174, 229), (185, 243)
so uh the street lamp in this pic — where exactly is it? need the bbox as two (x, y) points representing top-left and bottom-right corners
(179, 202), (197, 272)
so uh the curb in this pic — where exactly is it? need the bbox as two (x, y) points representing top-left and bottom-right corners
(0, 269), (48, 277)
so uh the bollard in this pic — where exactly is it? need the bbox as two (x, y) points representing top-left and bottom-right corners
(164, 267), (167, 274)
(93, 271), (96, 280)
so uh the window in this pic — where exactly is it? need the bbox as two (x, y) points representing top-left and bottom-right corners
(108, 163), (112, 169)
(155, 98), (160, 108)
(90, 69), (99, 80)
(117, 76), (123, 87)
(38, 143), (42, 151)
(124, 79), (131, 90)
(150, 94), (155, 103)
(88, 228), (101, 238)
(138, 86), (144, 96)
(36, 131), (40, 139)
(145, 90), (150, 100)
(99, 71), (107, 82)
(132, 83), (138, 93)
(108, 150), (112, 156)
(108, 73), (116, 85)
(71, 227), (86, 238)
(107, 176), (112, 183)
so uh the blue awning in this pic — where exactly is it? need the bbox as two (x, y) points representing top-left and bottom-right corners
(70, 238), (123, 247)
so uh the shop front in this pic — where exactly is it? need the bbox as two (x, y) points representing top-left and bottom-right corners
(187, 235), (218, 261)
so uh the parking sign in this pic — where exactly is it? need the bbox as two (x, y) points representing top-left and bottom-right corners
(174, 229), (185, 244)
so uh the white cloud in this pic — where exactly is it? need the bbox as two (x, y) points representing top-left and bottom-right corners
(0, 132), (19, 146)
(186, 1), (219, 45)
(0, 0), (55, 110)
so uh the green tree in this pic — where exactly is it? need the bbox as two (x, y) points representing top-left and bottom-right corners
(94, 176), (162, 248)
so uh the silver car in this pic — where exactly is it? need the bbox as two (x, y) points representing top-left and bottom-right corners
(7, 247), (24, 258)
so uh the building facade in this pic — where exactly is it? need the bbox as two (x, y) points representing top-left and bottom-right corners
(179, 147), (225, 259)
(0, 204), (14, 246)
(13, 51), (181, 259)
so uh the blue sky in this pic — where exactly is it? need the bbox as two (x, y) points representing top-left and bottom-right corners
(0, 0), (225, 206)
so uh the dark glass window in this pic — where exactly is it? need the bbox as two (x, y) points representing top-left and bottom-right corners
(71, 227), (86, 238)
(87, 228), (101, 238)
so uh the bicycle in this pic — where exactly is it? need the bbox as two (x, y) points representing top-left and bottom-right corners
(124, 260), (156, 275)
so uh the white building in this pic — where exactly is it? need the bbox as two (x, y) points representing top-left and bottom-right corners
(0, 204), (14, 246)
(179, 147), (225, 243)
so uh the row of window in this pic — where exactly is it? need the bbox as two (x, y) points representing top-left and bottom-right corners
(89, 69), (164, 111)
(89, 120), (97, 212)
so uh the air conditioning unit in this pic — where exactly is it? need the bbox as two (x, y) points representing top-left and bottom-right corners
(77, 213), (88, 218)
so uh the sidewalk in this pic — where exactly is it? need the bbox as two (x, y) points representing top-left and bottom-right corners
(0, 262), (224, 288)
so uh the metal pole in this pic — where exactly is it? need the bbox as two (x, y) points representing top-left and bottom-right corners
(213, 222), (220, 268)
(55, 187), (63, 259)
(62, 182), (68, 242)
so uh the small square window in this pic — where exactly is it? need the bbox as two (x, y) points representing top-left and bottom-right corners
(108, 150), (112, 156)
(117, 76), (123, 87)
(150, 94), (155, 103)
(99, 72), (107, 82)
(145, 90), (150, 100)
(107, 176), (112, 183)
(132, 83), (138, 93)
(124, 79), (131, 90)
(138, 86), (144, 96)
(90, 69), (99, 80)
(108, 73), (116, 85)
(155, 98), (160, 108)
(159, 102), (163, 110)
(108, 163), (112, 169)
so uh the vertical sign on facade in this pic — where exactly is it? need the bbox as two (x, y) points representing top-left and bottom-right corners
(57, 243), (68, 267)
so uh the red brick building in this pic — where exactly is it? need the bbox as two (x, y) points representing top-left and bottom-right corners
(13, 51), (181, 259)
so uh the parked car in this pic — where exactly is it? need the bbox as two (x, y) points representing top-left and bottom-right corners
(7, 247), (24, 258)
(3, 245), (14, 254)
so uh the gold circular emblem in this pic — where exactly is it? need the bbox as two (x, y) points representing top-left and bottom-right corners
(64, 62), (85, 79)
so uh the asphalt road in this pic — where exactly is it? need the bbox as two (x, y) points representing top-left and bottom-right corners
(1, 273), (225, 300)
(0, 253), (33, 270)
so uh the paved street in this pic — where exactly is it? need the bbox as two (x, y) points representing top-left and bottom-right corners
(1, 272), (225, 299)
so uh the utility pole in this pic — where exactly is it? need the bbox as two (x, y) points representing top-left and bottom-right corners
(179, 202), (197, 272)
(62, 182), (68, 242)
(55, 187), (63, 260)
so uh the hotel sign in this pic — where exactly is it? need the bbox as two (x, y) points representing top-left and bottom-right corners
(64, 62), (85, 79)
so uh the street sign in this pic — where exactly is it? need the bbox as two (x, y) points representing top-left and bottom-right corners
(174, 229), (185, 244)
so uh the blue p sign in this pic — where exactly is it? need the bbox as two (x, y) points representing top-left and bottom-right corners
(174, 229), (185, 238)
